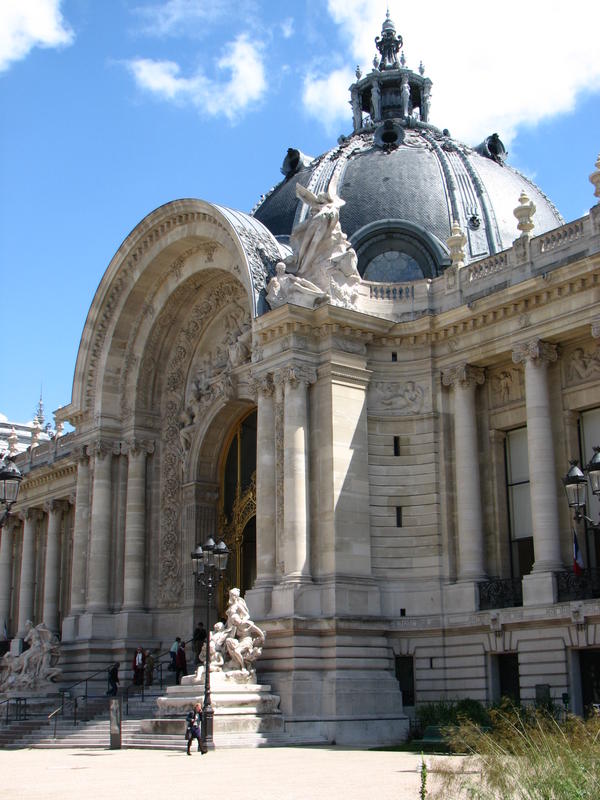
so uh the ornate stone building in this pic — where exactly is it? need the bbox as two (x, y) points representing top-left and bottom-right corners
(2, 15), (600, 742)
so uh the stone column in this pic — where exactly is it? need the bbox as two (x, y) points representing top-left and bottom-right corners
(253, 374), (276, 587)
(42, 500), (65, 633)
(17, 509), (41, 636)
(86, 441), (114, 613)
(513, 339), (562, 571)
(0, 517), (16, 635)
(70, 448), (90, 614)
(122, 440), (152, 610)
(442, 363), (487, 581)
(282, 364), (316, 581)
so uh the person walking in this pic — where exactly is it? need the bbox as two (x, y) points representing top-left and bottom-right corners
(175, 640), (187, 685)
(132, 646), (145, 686)
(185, 702), (207, 755)
(144, 650), (155, 687)
(107, 662), (119, 696)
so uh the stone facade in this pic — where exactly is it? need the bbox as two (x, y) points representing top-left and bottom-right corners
(2, 14), (600, 745)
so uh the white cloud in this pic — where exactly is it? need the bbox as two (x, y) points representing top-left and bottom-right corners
(0, 0), (74, 72)
(126, 34), (267, 121)
(134, 0), (259, 37)
(303, 0), (600, 145)
(281, 18), (294, 39)
(302, 68), (353, 134)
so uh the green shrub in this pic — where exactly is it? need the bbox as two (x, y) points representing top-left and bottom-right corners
(415, 698), (490, 734)
(431, 706), (600, 799)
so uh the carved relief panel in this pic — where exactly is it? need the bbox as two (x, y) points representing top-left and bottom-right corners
(487, 365), (525, 409)
(562, 342), (600, 387)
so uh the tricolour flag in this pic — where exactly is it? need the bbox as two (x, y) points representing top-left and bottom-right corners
(573, 528), (584, 576)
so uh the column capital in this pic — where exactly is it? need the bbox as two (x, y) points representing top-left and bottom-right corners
(249, 372), (275, 398)
(91, 439), (119, 460)
(591, 318), (600, 339)
(276, 363), (317, 389)
(43, 499), (68, 516)
(73, 445), (89, 465)
(512, 338), (557, 367)
(122, 439), (155, 458)
(441, 363), (485, 389)
(18, 507), (43, 524)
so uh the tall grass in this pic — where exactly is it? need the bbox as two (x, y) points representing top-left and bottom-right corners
(430, 706), (600, 799)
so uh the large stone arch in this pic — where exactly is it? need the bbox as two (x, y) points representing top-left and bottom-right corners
(64, 199), (281, 429)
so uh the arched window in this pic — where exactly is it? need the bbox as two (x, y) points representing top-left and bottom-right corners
(352, 221), (450, 281)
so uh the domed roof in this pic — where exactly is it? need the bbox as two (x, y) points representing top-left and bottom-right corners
(252, 17), (563, 282)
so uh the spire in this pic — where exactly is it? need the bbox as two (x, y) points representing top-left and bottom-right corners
(34, 387), (45, 427)
(375, 11), (403, 71)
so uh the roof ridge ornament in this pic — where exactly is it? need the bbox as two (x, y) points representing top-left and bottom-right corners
(375, 12), (403, 71)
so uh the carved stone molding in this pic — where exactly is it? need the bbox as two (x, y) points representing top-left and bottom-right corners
(512, 338), (558, 367)
(249, 372), (274, 398)
(489, 365), (524, 407)
(369, 380), (426, 414)
(72, 445), (89, 465)
(563, 343), (600, 386)
(441, 363), (485, 389)
(591, 318), (600, 339)
(123, 439), (155, 458)
(43, 499), (68, 516)
(91, 440), (118, 460)
(277, 364), (317, 389)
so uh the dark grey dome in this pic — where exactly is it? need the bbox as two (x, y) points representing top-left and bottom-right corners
(252, 126), (563, 279)
(252, 15), (562, 282)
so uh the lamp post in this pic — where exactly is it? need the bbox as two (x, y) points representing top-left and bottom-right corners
(562, 448), (600, 526)
(190, 536), (229, 750)
(0, 455), (23, 528)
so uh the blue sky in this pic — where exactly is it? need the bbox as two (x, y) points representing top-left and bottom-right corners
(1, 0), (599, 428)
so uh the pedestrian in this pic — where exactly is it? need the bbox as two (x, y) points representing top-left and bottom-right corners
(107, 662), (119, 696)
(132, 646), (145, 685)
(144, 650), (155, 687)
(193, 622), (206, 665)
(175, 640), (187, 685)
(185, 702), (207, 755)
(169, 636), (181, 671)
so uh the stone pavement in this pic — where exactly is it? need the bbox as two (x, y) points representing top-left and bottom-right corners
(0, 745), (470, 799)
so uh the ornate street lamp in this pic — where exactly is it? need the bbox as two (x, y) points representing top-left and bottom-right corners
(562, 449), (600, 527)
(190, 535), (229, 750)
(0, 455), (23, 528)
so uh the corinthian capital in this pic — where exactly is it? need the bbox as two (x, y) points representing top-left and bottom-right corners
(512, 338), (558, 367)
(591, 318), (600, 340)
(249, 372), (274, 399)
(441, 363), (485, 389)
(123, 439), (155, 458)
(278, 363), (317, 389)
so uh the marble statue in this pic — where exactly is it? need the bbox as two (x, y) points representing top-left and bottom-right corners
(401, 74), (410, 117)
(0, 621), (60, 693)
(283, 184), (361, 307)
(266, 261), (329, 310)
(198, 588), (266, 682)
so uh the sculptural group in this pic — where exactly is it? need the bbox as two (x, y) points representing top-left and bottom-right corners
(0, 621), (60, 693)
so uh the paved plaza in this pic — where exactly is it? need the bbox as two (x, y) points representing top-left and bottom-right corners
(0, 746), (469, 799)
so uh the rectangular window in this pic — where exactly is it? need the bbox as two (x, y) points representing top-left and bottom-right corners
(496, 653), (520, 705)
(395, 655), (415, 706)
(391, 351), (398, 362)
(393, 436), (400, 456)
(396, 507), (403, 527)
(505, 428), (534, 577)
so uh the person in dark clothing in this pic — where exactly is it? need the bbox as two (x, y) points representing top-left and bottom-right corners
(132, 646), (145, 685)
(107, 662), (120, 696)
(185, 702), (207, 755)
(193, 623), (206, 665)
(175, 641), (187, 685)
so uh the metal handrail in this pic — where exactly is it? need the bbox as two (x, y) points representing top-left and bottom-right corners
(48, 694), (82, 738)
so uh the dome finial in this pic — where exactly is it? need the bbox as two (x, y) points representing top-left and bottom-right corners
(375, 10), (403, 70)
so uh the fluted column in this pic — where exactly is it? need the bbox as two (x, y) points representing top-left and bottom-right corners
(281, 364), (316, 581)
(253, 374), (276, 586)
(442, 363), (487, 581)
(17, 509), (41, 636)
(42, 500), (65, 633)
(0, 517), (16, 635)
(122, 440), (152, 610)
(513, 339), (562, 571)
(87, 440), (114, 613)
(70, 448), (90, 614)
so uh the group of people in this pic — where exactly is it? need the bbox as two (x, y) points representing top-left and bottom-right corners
(132, 646), (156, 686)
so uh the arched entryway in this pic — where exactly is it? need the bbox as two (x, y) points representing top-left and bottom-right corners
(219, 408), (257, 598)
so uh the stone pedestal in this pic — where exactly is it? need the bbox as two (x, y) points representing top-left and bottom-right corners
(522, 571), (557, 606)
(443, 580), (480, 613)
(147, 671), (284, 736)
